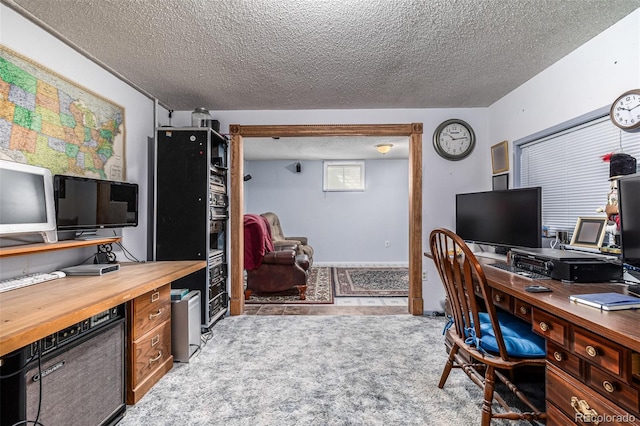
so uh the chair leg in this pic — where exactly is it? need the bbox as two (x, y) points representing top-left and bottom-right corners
(295, 285), (307, 300)
(481, 365), (495, 426)
(438, 343), (459, 388)
(244, 289), (252, 300)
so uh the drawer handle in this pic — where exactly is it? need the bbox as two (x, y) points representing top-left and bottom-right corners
(571, 396), (600, 425)
(151, 291), (160, 302)
(151, 334), (160, 347)
(553, 351), (564, 362)
(149, 351), (162, 365)
(519, 306), (529, 315)
(602, 381), (616, 393)
(149, 309), (163, 320)
(585, 345), (598, 357)
(539, 322), (549, 332)
(494, 294), (503, 302)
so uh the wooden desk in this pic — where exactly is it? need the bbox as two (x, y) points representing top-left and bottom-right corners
(0, 260), (205, 357)
(479, 258), (640, 424)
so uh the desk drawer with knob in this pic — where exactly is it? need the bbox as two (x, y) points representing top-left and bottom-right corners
(513, 299), (533, 322)
(490, 288), (512, 312)
(130, 285), (171, 339)
(131, 320), (172, 386)
(532, 308), (567, 347)
(588, 364), (639, 414)
(573, 327), (625, 378)
(547, 364), (640, 425)
(547, 341), (581, 378)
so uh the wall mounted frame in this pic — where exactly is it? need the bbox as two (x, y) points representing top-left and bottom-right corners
(491, 140), (509, 174)
(492, 173), (509, 190)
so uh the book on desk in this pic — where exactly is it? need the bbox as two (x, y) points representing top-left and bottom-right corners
(569, 292), (640, 311)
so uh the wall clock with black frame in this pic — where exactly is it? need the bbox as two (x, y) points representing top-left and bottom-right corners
(433, 119), (476, 160)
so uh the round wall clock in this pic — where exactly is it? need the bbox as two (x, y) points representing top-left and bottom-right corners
(433, 119), (476, 160)
(610, 89), (640, 131)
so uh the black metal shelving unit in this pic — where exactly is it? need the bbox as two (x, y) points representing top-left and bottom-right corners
(154, 127), (228, 330)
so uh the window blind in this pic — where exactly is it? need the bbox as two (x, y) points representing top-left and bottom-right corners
(520, 115), (640, 235)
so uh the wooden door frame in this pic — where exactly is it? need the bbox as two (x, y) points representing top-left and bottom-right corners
(228, 123), (424, 315)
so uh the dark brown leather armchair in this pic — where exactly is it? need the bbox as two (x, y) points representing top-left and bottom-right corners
(244, 214), (309, 300)
(260, 212), (314, 266)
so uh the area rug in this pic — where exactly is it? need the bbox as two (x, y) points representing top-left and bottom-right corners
(244, 266), (333, 304)
(333, 266), (409, 297)
(118, 315), (544, 426)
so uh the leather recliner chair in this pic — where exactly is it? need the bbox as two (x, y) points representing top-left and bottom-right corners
(244, 214), (309, 300)
(260, 212), (314, 266)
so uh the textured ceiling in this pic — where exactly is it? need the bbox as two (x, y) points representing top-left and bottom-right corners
(5, 0), (640, 112)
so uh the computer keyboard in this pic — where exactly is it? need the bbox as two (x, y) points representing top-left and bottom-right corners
(487, 262), (551, 280)
(0, 271), (66, 293)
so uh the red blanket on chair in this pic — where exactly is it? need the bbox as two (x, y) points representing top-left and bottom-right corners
(244, 214), (275, 270)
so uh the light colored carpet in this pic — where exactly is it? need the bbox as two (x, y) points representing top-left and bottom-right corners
(118, 315), (543, 426)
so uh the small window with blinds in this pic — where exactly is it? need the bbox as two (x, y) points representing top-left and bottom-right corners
(519, 115), (640, 236)
(323, 160), (365, 191)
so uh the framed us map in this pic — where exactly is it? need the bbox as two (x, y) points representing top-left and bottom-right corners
(0, 44), (126, 181)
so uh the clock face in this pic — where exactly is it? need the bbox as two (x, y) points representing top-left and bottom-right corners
(610, 89), (640, 130)
(433, 119), (476, 160)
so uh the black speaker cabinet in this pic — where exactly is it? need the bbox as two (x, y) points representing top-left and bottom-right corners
(0, 319), (126, 426)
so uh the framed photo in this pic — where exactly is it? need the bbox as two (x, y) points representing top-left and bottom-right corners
(492, 173), (509, 190)
(491, 141), (509, 174)
(569, 216), (608, 249)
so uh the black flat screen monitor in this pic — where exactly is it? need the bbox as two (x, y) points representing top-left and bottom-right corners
(54, 175), (138, 231)
(618, 173), (640, 271)
(456, 187), (542, 249)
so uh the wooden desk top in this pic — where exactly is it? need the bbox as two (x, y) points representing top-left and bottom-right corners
(0, 260), (205, 357)
(478, 258), (640, 353)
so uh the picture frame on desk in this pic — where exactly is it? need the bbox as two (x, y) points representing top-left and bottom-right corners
(491, 140), (509, 174)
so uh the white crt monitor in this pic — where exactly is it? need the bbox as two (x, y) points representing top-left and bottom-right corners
(0, 159), (58, 243)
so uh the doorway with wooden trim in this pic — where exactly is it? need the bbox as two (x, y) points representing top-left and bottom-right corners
(228, 123), (424, 315)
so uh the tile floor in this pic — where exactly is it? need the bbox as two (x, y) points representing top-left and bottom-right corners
(244, 297), (410, 316)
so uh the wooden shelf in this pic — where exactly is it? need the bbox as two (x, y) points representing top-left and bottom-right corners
(0, 237), (121, 258)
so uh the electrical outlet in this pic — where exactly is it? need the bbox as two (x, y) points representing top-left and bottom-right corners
(422, 271), (428, 281)
(384, 241), (390, 248)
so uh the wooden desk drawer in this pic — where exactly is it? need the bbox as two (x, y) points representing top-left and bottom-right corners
(131, 285), (171, 339)
(547, 364), (640, 425)
(513, 299), (532, 322)
(588, 365), (639, 414)
(573, 328), (622, 377)
(490, 289), (512, 312)
(131, 320), (171, 387)
(547, 341), (581, 379)
(532, 308), (567, 347)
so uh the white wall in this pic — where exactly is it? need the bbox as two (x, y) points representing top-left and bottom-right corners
(0, 5), (156, 276)
(245, 159), (409, 264)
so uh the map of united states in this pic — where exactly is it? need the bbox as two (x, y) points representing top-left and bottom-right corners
(0, 46), (125, 180)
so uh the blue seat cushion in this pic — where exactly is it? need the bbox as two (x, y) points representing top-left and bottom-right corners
(474, 312), (545, 358)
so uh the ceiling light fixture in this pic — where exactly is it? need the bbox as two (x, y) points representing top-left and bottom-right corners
(375, 144), (393, 154)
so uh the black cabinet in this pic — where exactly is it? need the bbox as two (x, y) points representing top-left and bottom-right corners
(155, 127), (228, 330)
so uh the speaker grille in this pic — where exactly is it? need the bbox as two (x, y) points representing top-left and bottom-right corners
(25, 321), (125, 426)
